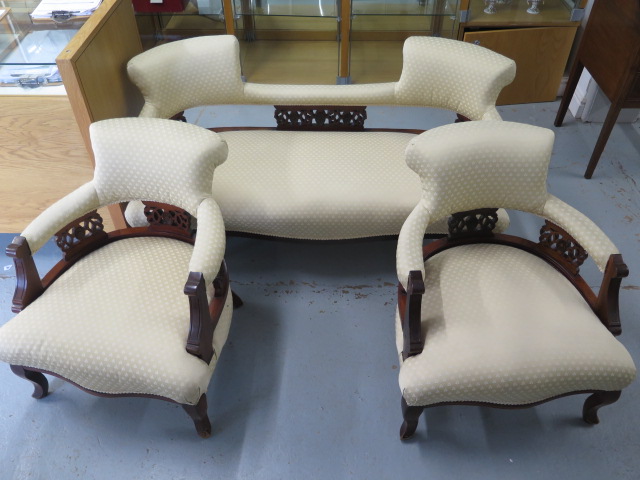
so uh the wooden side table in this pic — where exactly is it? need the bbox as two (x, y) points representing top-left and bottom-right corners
(555, 0), (640, 178)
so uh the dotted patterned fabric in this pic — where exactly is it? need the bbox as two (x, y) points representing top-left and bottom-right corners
(395, 37), (516, 121)
(543, 194), (618, 272)
(397, 121), (620, 289)
(128, 35), (513, 120)
(128, 35), (245, 119)
(396, 244), (636, 406)
(22, 182), (100, 254)
(0, 237), (234, 405)
(91, 118), (228, 215)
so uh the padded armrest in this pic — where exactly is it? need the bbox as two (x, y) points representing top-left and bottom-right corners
(189, 197), (226, 288)
(20, 182), (100, 254)
(542, 194), (619, 272)
(397, 202), (431, 290)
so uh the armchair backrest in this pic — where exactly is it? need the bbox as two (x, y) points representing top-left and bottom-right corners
(90, 118), (228, 214)
(405, 121), (555, 220)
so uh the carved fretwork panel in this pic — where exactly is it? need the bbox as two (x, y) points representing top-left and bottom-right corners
(274, 105), (367, 131)
(448, 208), (499, 240)
(143, 202), (194, 237)
(538, 221), (588, 275)
(55, 211), (108, 260)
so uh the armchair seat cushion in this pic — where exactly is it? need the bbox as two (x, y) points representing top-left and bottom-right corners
(396, 243), (636, 407)
(0, 237), (233, 405)
(213, 130), (437, 240)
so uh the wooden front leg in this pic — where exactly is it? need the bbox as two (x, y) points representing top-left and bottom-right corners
(6, 236), (43, 313)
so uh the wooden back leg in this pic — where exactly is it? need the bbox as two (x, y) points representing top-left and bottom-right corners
(582, 390), (622, 424)
(10, 365), (49, 399)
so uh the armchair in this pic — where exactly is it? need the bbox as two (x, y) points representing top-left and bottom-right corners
(395, 120), (636, 440)
(0, 117), (235, 438)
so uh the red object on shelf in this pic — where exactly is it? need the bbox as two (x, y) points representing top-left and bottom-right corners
(132, 0), (189, 13)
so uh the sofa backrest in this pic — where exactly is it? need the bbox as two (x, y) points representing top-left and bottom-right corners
(128, 35), (516, 121)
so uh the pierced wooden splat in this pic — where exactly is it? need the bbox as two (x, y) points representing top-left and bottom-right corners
(274, 105), (367, 131)
(55, 210), (108, 261)
(538, 220), (588, 275)
(143, 201), (194, 238)
(447, 208), (499, 240)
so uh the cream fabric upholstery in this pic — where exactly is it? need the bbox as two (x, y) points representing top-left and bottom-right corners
(190, 197), (226, 286)
(0, 237), (233, 405)
(91, 118), (228, 214)
(128, 35), (513, 119)
(396, 244), (636, 407)
(128, 35), (245, 119)
(542, 194), (618, 272)
(21, 182), (100, 254)
(125, 129), (509, 239)
(242, 82), (397, 106)
(395, 37), (515, 121)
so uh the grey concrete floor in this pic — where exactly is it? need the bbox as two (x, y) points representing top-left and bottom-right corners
(0, 101), (638, 479)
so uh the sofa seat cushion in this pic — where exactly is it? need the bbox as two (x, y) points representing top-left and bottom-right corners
(213, 130), (421, 239)
(0, 237), (233, 405)
(396, 243), (636, 407)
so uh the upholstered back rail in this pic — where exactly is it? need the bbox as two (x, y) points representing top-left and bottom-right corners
(127, 35), (516, 121)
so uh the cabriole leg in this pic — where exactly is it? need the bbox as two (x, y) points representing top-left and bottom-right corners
(10, 365), (49, 399)
(400, 397), (424, 440)
(183, 394), (212, 438)
(582, 391), (621, 424)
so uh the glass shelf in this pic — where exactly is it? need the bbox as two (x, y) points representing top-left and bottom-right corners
(233, 0), (338, 18)
(0, 1), (85, 89)
(465, 0), (580, 27)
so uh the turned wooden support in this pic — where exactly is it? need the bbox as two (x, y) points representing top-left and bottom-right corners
(594, 254), (628, 335)
(6, 236), (43, 313)
(399, 270), (425, 360)
(185, 272), (217, 364)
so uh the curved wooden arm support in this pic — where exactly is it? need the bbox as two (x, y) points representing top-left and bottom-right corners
(6, 236), (43, 313)
(399, 270), (425, 360)
(184, 262), (229, 365)
(594, 254), (628, 335)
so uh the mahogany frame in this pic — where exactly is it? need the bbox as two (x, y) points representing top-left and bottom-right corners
(5, 202), (236, 438)
(396, 208), (629, 440)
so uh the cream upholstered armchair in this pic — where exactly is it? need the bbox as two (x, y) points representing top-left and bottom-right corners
(0, 118), (234, 438)
(395, 121), (636, 440)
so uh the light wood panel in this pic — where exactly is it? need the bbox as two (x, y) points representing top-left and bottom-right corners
(239, 40), (339, 84)
(464, 26), (577, 104)
(0, 96), (113, 233)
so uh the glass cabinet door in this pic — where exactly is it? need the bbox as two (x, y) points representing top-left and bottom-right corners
(135, 0), (227, 50)
(349, 0), (459, 84)
(233, 0), (340, 84)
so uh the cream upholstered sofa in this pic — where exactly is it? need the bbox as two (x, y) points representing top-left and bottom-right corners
(124, 35), (516, 239)
(0, 118), (234, 438)
(395, 120), (636, 439)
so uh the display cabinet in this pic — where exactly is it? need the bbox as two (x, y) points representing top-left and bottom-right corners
(349, 0), (459, 83)
(458, 0), (587, 104)
(132, 0), (467, 85)
(0, 1), (87, 89)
